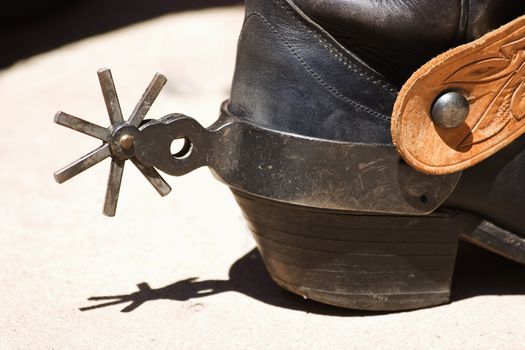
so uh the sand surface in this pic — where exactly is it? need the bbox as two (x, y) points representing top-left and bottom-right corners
(1, 6), (524, 349)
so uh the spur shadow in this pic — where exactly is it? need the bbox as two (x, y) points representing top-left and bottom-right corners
(80, 248), (372, 316)
(80, 242), (525, 315)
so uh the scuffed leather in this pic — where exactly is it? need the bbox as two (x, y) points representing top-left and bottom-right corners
(229, 0), (525, 235)
(229, 0), (397, 144)
(295, 0), (525, 86)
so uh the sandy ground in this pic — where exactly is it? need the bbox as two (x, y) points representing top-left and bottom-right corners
(1, 6), (525, 349)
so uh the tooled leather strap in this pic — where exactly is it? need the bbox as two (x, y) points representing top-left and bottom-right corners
(392, 15), (525, 175)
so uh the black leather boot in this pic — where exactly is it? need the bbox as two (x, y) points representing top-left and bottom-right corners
(226, 0), (525, 311)
(54, 0), (525, 311)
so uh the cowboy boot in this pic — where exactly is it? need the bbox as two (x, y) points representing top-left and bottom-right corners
(226, 0), (525, 311)
(54, 0), (525, 311)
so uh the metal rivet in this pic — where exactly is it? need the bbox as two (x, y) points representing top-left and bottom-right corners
(431, 91), (469, 129)
(119, 134), (134, 150)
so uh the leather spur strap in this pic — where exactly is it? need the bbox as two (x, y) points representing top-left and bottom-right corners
(392, 15), (525, 175)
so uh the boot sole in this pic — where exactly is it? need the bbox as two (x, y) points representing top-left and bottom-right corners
(232, 189), (524, 311)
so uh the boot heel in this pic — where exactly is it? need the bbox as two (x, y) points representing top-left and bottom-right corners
(232, 190), (462, 311)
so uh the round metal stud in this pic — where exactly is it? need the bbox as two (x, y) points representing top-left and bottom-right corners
(431, 91), (469, 129)
(119, 134), (134, 150)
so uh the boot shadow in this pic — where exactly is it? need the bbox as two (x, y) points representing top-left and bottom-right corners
(451, 241), (525, 301)
(80, 242), (525, 315)
(80, 249), (371, 316)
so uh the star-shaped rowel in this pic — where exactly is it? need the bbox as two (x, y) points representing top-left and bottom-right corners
(54, 68), (172, 216)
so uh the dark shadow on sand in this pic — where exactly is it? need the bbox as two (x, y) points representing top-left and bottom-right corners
(0, 0), (242, 68)
(80, 248), (371, 316)
(450, 241), (525, 301)
(80, 241), (525, 316)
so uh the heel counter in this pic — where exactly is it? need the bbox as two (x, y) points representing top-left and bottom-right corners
(229, 0), (397, 144)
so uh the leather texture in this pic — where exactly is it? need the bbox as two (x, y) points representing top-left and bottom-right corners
(295, 0), (525, 86)
(229, 0), (397, 144)
(392, 15), (525, 175)
(228, 0), (525, 235)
